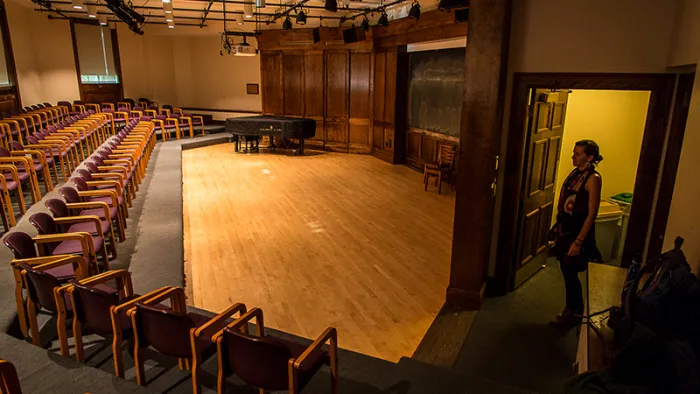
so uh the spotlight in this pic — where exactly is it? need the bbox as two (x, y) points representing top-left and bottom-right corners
(296, 10), (306, 25)
(164, 2), (173, 13)
(98, 15), (107, 25)
(161, 0), (170, 2)
(256, 0), (265, 8)
(168, 20), (175, 28)
(377, 11), (389, 27)
(236, 13), (244, 25)
(87, 4), (97, 17)
(360, 16), (369, 31)
(244, 2), (253, 18)
(283, 16), (292, 30)
(408, 1), (420, 19)
(324, 0), (337, 12)
(72, 0), (83, 9)
(165, 14), (173, 22)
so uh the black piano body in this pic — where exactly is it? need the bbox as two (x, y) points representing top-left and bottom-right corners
(225, 115), (316, 155)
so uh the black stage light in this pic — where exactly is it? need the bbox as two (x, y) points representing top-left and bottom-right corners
(377, 11), (389, 27)
(296, 10), (307, 24)
(409, 1), (421, 19)
(325, 0), (337, 12)
(360, 16), (369, 31)
(283, 16), (292, 30)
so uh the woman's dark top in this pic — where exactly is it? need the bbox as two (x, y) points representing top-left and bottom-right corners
(554, 165), (603, 268)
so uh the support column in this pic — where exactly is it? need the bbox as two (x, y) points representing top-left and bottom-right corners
(446, 0), (512, 309)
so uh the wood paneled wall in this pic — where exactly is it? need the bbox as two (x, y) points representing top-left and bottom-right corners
(257, 10), (467, 163)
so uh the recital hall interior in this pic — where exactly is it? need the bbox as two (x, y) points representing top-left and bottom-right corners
(1, 0), (700, 393)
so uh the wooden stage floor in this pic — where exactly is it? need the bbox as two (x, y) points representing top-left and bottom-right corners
(183, 144), (455, 362)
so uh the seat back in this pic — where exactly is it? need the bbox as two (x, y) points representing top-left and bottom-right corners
(45, 198), (70, 218)
(28, 213), (60, 253)
(9, 141), (23, 151)
(134, 303), (196, 358)
(4, 232), (37, 259)
(21, 263), (62, 312)
(222, 329), (293, 390)
(84, 162), (99, 174)
(90, 156), (105, 166)
(71, 177), (89, 192)
(0, 146), (10, 157)
(438, 145), (456, 168)
(76, 169), (93, 181)
(72, 281), (119, 335)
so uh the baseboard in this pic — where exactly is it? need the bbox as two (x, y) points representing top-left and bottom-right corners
(445, 283), (486, 310)
(181, 136), (231, 150)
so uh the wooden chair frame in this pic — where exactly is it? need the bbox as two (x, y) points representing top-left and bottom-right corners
(423, 144), (456, 194)
(0, 359), (22, 394)
(127, 287), (247, 393)
(212, 308), (338, 394)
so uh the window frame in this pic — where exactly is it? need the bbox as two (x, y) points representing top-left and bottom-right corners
(70, 19), (124, 101)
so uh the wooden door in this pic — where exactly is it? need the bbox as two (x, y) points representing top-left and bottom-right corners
(325, 50), (349, 152)
(261, 52), (282, 115)
(348, 51), (372, 154)
(514, 89), (568, 287)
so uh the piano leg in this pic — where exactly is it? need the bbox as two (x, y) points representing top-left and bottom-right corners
(298, 138), (305, 155)
(234, 135), (239, 152)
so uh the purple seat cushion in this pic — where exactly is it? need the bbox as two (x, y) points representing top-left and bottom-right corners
(34, 157), (54, 166)
(4, 172), (30, 182)
(67, 220), (111, 235)
(4, 180), (17, 191)
(45, 264), (76, 282)
(267, 336), (330, 383)
(90, 195), (124, 207)
(52, 236), (104, 255)
(80, 207), (119, 221)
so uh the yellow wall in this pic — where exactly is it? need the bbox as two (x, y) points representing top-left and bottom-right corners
(555, 90), (650, 205)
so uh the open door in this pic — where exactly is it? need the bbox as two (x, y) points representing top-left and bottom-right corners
(514, 89), (569, 287)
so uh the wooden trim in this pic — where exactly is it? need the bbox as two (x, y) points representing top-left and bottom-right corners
(180, 107), (262, 114)
(492, 72), (676, 296)
(648, 72), (695, 258)
(70, 20), (123, 102)
(408, 127), (460, 143)
(0, 0), (19, 108)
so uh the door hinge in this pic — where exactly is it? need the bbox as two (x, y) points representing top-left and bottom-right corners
(527, 104), (535, 117)
(491, 177), (497, 197)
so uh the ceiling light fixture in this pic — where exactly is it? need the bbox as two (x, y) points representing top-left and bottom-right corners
(377, 10), (389, 27)
(98, 15), (107, 25)
(324, 0), (337, 12)
(164, 2), (173, 13)
(72, 0), (83, 10)
(236, 13), (244, 25)
(161, 0), (171, 3)
(168, 20), (175, 28)
(244, 2), (253, 18)
(408, 0), (420, 19)
(87, 4), (97, 17)
(360, 16), (369, 31)
(283, 16), (292, 30)
(165, 14), (173, 22)
(256, 0), (265, 8)
(296, 10), (306, 25)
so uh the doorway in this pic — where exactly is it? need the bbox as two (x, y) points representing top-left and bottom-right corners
(494, 73), (682, 293)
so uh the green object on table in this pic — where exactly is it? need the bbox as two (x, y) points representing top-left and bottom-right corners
(612, 192), (633, 204)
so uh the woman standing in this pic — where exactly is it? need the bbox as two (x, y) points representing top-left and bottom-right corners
(550, 140), (603, 327)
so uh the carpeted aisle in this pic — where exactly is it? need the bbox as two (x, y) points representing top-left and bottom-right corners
(453, 260), (582, 394)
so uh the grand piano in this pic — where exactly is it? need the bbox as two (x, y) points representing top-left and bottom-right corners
(225, 115), (316, 155)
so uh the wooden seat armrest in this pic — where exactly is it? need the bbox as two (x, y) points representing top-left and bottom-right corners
(74, 269), (133, 299)
(114, 111), (129, 120)
(54, 215), (103, 234)
(104, 158), (132, 168)
(144, 109), (157, 117)
(90, 173), (125, 182)
(293, 327), (338, 369)
(86, 180), (122, 194)
(112, 286), (172, 316)
(0, 157), (31, 172)
(10, 255), (75, 269)
(12, 150), (47, 165)
(0, 164), (20, 182)
(65, 201), (111, 220)
(212, 307), (264, 343)
(30, 254), (89, 279)
(194, 303), (247, 339)
(97, 166), (128, 177)
(108, 154), (136, 162)
(77, 190), (118, 207)
(137, 286), (187, 313)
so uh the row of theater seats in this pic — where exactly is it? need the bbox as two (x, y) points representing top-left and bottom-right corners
(1, 117), (338, 393)
(0, 105), (122, 231)
(56, 99), (205, 140)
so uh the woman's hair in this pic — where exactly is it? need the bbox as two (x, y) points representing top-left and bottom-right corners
(575, 139), (603, 165)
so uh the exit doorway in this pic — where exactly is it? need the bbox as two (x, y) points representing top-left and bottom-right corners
(493, 72), (693, 293)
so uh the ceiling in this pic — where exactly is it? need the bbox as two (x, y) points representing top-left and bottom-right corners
(27, 0), (432, 33)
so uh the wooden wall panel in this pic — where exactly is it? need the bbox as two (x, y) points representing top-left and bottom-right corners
(325, 51), (348, 119)
(372, 51), (386, 151)
(304, 52), (324, 118)
(283, 53), (304, 116)
(349, 52), (372, 153)
(326, 121), (347, 143)
(261, 52), (282, 115)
